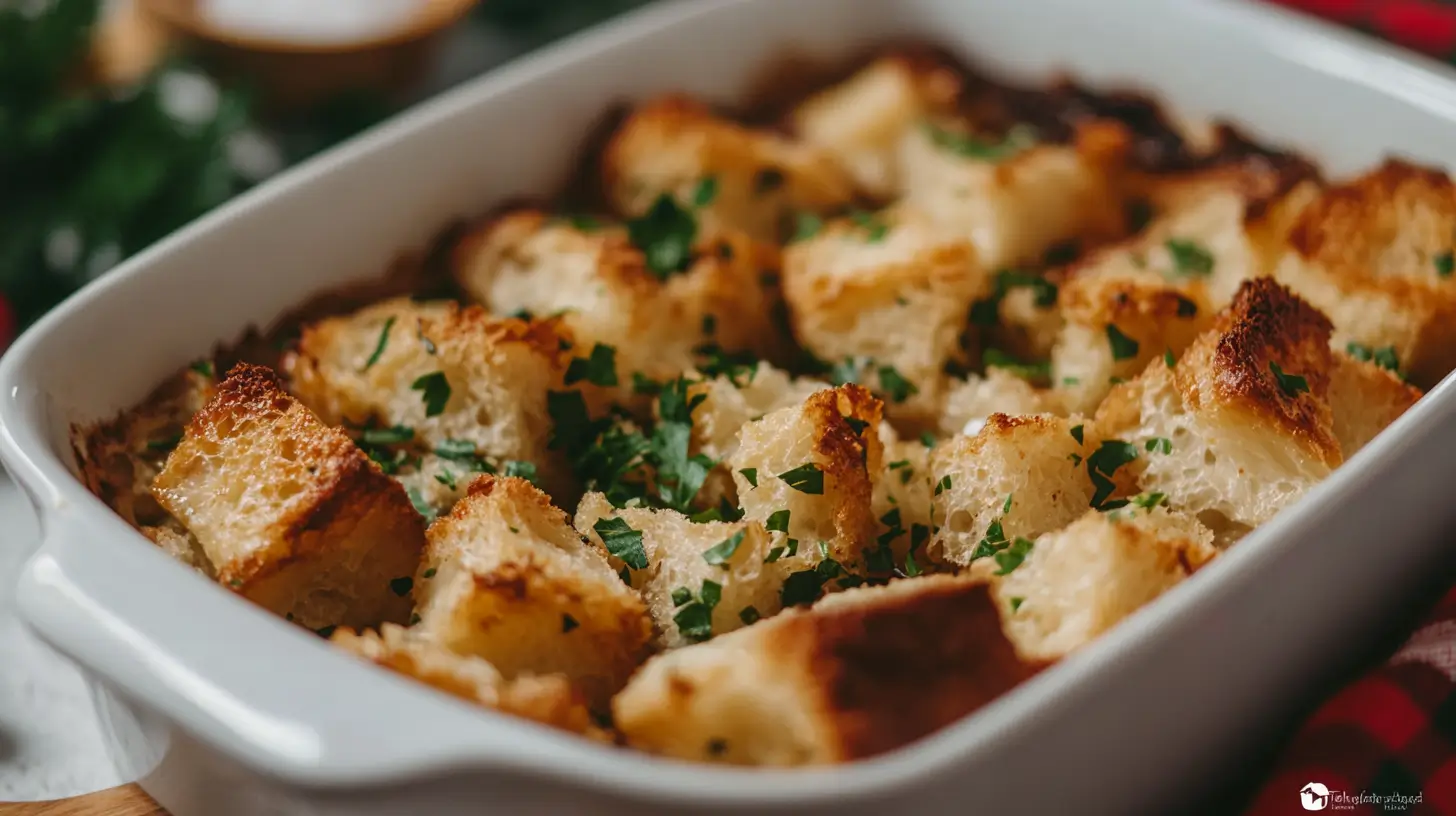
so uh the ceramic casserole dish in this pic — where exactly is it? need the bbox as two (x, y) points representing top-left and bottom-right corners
(8, 0), (1456, 813)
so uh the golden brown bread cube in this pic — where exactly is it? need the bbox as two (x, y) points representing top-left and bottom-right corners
(992, 506), (1217, 662)
(332, 623), (598, 736)
(574, 494), (789, 649)
(1093, 278), (1341, 544)
(452, 209), (783, 390)
(612, 575), (1044, 766)
(602, 95), (855, 241)
(411, 475), (652, 707)
(151, 364), (426, 630)
(1274, 159), (1456, 387)
(929, 413), (1095, 570)
(727, 385), (884, 576)
(791, 53), (964, 198)
(898, 118), (1129, 269)
(1326, 350), (1422, 460)
(781, 207), (989, 426)
(283, 298), (573, 505)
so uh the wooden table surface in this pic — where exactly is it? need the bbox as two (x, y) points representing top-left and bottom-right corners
(5, 785), (165, 815)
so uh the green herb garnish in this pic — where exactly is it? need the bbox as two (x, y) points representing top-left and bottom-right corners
(565, 343), (619, 387)
(594, 517), (649, 570)
(1106, 325), (1140, 361)
(411, 371), (451, 417)
(629, 194), (697, 279)
(1166, 239), (1214, 277)
(363, 317), (396, 371)
(778, 463), (824, 495)
(703, 529), (747, 566)
(1270, 361), (1309, 398)
(877, 365), (918, 403)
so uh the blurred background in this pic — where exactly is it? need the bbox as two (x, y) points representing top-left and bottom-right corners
(0, 0), (1452, 354)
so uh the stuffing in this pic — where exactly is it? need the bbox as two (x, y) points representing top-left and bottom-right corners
(870, 438), (935, 568)
(411, 476), (653, 707)
(1093, 278), (1341, 543)
(683, 362), (829, 467)
(332, 623), (598, 736)
(75, 362), (217, 529)
(992, 506), (1217, 662)
(1326, 350), (1422, 460)
(937, 368), (1060, 437)
(791, 52), (964, 198)
(284, 298), (574, 503)
(601, 95), (856, 241)
(781, 207), (989, 426)
(898, 117), (1130, 270)
(612, 575), (1043, 766)
(727, 385), (884, 578)
(452, 209), (784, 390)
(574, 493), (789, 649)
(929, 413), (1096, 570)
(151, 364), (427, 630)
(1274, 159), (1456, 388)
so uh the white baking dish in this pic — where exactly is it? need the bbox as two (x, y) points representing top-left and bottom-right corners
(7, 0), (1456, 812)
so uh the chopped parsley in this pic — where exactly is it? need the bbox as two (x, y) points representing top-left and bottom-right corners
(1166, 239), (1214, 277)
(673, 579), (723, 642)
(844, 416), (869, 435)
(689, 497), (745, 524)
(360, 425), (414, 446)
(1269, 361), (1310, 398)
(629, 194), (697, 279)
(877, 365), (918, 403)
(631, 372), (662, 395)
(1175, 296), (1199, 319)
(411, 372), (451, 417)
(983, 348), (1052, 382)
(422, 568), (437, 579)
(994, 538), (1034, 575)
(434, 468), (457, 491)
(650, 378), (715, 511)
(764, 546), (785, 563)
(671, 587), (693, 607)
(780, 560), (838, 607)
(850, 210), (889, 243)
(1002, 493), (1015, 514)
(389, 576), (414, 597)
(189, 360), (214, 378)
(702, 529), (747, 566)
(406, 487), (435, 522)
(363, 316), (396, 371)
(316, 626), (337, 639)
(1086, 439), (1139, 509)
(146, 433), (183, 452)
(1131, 491), (1168, 510)
(1347, 342), (1400, 373)
(1070, 424), (1085, 445)
(1145, 437), (1172, 455)
(934, 474), (952, 495)
(565, 343), (619, 387)
(924, 122), (1035, 162)
(502, 460), (539, 486)
(739, 606), (761, 625)
(1164, 348), (1176, 368)
(594, 517), (649, 570)
(921, 431), (937, 448)
(791, 212), (824, 243)
(905, 552), (922, 576)
(827, 355), (864, 387)
(969, 518), (1008, 562)
(1010, 596), (1025, 612)
(969, 269), (1058, 327)
(692, 176), (719, 207)
(435, 438), (478, 461)
(739, 468), (759, 488)
(561, 614), (579, 633)
(694, 343), (758, 386)
(1106, 325), (1140, 361)
(1437, 251), (1454, 278)
(778, 463), (824, 495)
(766, 509), (791, 533)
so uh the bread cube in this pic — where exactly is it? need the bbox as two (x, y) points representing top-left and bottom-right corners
(937, 369), (1060, 437)
(1274, 160), (1456, 387)
(992, 507), (1217, 662)
(612, 575), (1043, 766)
(791, 53), (963, 198)
(1093, 278), (1341, 542)
(332, 623), (597, 736)
(727, 385), (883, 575)
(602, 95), (855, 241)
(929, 414), (1095, 569)
(898, 118), (1129, 269)
(574, 494), (789, 649)
(782, 208), (989, 425)
(453, 209), (783, 388)
(151, 364), (426, 630)
(284, 298), (574, 500)
(1326, 350), (1421, 459)
(871, 438), (934, 568)
(685, 362), (829, 465)
(412, 476), (653, 707)
(1051, 265), (1211, 415)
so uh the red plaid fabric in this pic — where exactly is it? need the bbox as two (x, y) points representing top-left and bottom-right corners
(1270, 0), (1456, 57)
(1246, 589), (1456, 813)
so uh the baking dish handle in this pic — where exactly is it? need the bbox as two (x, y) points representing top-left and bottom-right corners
(12, 503), (596, 789)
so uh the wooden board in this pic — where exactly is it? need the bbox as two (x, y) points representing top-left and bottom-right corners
(3, 785), (167, 816)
